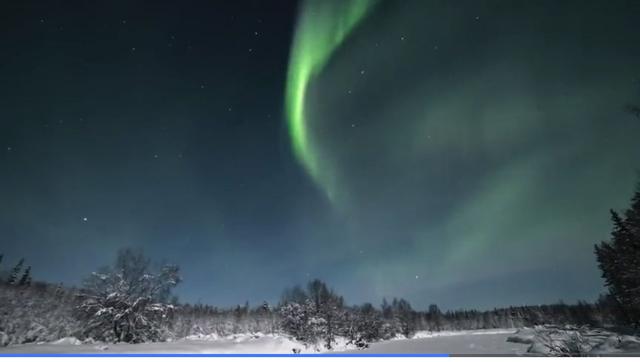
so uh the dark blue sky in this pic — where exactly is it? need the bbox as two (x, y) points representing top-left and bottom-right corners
(1, 0), (639, 310)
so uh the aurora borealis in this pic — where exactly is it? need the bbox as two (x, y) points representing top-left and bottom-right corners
(288, 0), (640, 305)
(285, 0), (377, 202)
(1, 0), (640, 310)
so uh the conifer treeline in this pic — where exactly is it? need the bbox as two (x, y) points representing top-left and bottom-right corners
(0, 254), (32, 287)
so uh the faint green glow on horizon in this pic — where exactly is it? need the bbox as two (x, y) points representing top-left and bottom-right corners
(285, 0), (377, 201)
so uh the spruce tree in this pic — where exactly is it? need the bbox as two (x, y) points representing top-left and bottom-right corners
(594, 181), (640, 327)
(18, 265), (31, 286)
(7, 258), (24, 285)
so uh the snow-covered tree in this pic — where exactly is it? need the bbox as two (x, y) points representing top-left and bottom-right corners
(278, 279), (345, 349)
(279, 300), (312, 342)
(306, 279), (344, 349)
(352, 303), (383, 343)
(595, 181), (640, 328)
(75, 248), (181, 343)
(0, 281), (81, 346)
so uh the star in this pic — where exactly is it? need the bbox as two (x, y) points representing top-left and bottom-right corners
(82, 217), (88, 222)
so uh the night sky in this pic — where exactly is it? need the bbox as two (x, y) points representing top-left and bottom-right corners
(1, 0), (639, 310)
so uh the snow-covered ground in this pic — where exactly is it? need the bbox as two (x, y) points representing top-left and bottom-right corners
(506, 325), (640, 355)
(0, 333), (307, 355)
(1, 329), (522, 355)
(340, 329), (527, 355)
(2, 327), (639, 355)
(1, 332), (365, 355)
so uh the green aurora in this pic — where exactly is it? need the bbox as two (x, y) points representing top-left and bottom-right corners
(279, 0), (640, 307)
(285, 0), (377, 201)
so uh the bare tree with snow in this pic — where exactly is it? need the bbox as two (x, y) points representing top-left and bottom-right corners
(75, 248), (181, 343)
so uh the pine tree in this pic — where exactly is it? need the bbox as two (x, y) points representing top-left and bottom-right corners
(394, 298), (417, 337)
(18, 266), (31, 286)
(594, 181), (640, 327)
(381, 298), (392, 319)
(7, 258), (24, 285)
(428, 304), (444, 331)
